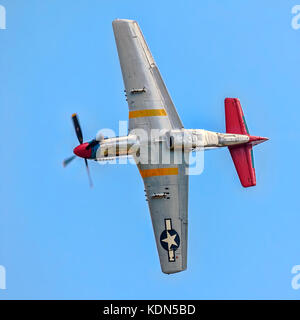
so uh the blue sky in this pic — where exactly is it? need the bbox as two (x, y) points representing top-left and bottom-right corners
(0, 0), (300, 299)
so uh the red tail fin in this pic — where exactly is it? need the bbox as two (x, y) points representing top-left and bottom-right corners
(225, 98), (255, 187)
(225, 98), (249, 135)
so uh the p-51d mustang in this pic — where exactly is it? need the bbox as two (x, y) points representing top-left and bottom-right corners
(63, 19), (268, 274)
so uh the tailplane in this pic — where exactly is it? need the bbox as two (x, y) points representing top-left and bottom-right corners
(224, 98), (268, 188)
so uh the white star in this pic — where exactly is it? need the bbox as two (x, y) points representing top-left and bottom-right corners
(161, 231), (178, 250)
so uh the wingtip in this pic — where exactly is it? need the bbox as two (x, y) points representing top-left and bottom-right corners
(112, 18), (136, 25)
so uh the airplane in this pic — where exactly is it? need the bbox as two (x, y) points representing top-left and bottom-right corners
(63, 19), (268, 274)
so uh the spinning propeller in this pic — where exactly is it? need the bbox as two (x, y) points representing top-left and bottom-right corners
(63, 113), (94, 187)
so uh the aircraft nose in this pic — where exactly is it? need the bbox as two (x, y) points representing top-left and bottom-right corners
(73, 143), (92, 158)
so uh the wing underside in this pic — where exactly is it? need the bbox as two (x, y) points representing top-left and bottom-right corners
(112, 19), (183, 132)
(139, 151), (188, 274)
(113, 19), (188, 274)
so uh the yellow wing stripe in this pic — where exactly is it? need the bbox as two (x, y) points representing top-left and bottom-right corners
(129, 109), (167, 119)
(139, 167), (178, 178)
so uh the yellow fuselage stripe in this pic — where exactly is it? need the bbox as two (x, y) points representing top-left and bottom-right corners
(139, 167), (178, 178)
(129, 109), (167, 119)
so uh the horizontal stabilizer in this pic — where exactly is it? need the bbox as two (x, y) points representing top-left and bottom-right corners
(229, 145), (256, 187)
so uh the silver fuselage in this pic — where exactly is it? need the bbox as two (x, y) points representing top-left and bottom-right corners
(95, 129), (249, 160)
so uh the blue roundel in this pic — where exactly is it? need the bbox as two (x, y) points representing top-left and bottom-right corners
(160, 229), (180, 251)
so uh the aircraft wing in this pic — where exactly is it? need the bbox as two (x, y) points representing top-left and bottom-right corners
(138, 151), (188, 274)
(113, 19), (188, 274)
(112, 19), (183, 131)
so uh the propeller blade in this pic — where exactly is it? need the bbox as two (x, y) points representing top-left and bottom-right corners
(62, 155), (76, 167)
(71, 113), (83, 144)
(84, 159), (93, 188)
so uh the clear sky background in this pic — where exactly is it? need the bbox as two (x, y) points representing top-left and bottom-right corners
(0, 0), (299, 299)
